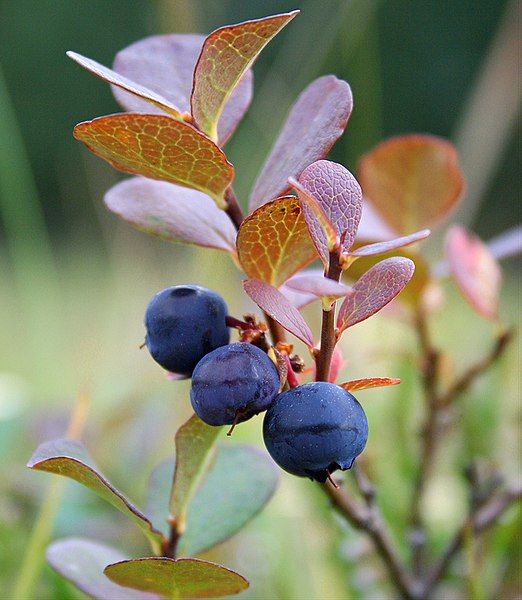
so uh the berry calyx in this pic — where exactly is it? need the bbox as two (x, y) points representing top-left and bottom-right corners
(190, 343), (280, 428)
(144, 285), (229, 376)
(263, 382), (368, 482)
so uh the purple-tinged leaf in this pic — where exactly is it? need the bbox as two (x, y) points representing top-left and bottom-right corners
(104, 177), (237, 253)
(445, 225), (502, 320)
(243, 279), (314, 347)
(191, 12), (298, 141)
(67, 51), (184, 119)
(290, 177), (339, 266)
(112, 34), (253, 146)
(236, 195), (317, 286)
(104, 557), (249, 598)
(358, 134), (465, 234)
(170, 415), (223, 535)
(337, 257), (415, 332)
(297, 160), (363, 258)
(349, 229), (430, 257)
(279, 283), (317, 310)
(340, 377), (401, 392)
(249, 76), (353, 210)
(28, 439), (164, 553)
(73, 114), (234, 207)
(47, 538), (158, 600)
(285, 273), (351, 300)
(356, 201), (396, 241)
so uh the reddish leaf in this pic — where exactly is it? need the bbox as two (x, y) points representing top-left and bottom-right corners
(236, 196), (317, 286)
(350, 229), (431, 257)
(104, 557), (248, 598)
(112, 34), (253, 145)
(67, 51), (184, 119)
(358, 135), (465, 233)
(104, 177), (237, 253)
(445, 225), (502, 320)
(191, 12), (298, 141)
(297, 160), (363, 260)
(243, 279), (314, 347)
(249, 76), (353, 210)
(340, 378), (401, 391)
(74, 114), (234, 207)
(337, 257), (415, 332)
(285, 273), (351, 300)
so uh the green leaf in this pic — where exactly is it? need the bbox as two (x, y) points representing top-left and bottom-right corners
(73, 114), (234, 207)
(181, 444), (278, 555)
(28, 439), (164, 554)
(104, 557), (249, 598)
(47, 538), (157, 599)
(169, 415), (223, 534)
(191, 11), (298, 141)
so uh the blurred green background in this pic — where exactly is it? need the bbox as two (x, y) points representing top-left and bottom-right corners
(0, 1), (520, 598)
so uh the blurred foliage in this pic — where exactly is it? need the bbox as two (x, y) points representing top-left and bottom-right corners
(0, 1), (519, 598)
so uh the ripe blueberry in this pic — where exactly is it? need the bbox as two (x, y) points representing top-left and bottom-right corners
(263, 382), (368, 483)
(145, 285), (229, 376)
(190, 343), (280, 430)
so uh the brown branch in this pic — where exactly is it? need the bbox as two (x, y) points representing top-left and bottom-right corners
(162, 517), (181, 559)
(323, 479), (421, 599)
(422, 486), (522, 596)
(224, 187), (244, 230)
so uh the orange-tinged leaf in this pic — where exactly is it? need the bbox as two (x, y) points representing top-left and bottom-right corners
(67, 51), (184, 119)
(243, 279), (314, 347)
(250, 76), (353, 210)
(104, 177), (237, 253)
(112, 34), (253, 146)
(337, 257), (415, 333)
(358, 134), (465, 234)
(340, 378), (401, 392)
(104, 557), (248, 598)
(445, 225), (502, 320)
(191, 11), (298, 140)
(237, 195), (317, 286)
(73, 114), (234, 207)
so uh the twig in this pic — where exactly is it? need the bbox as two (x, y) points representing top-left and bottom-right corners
(224, 187), (244, 230)
(422, 486), (522, 597)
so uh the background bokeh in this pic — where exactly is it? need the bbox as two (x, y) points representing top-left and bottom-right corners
(0, 1), (519, 598)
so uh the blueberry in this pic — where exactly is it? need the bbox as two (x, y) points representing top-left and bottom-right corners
(145, 285), (229, 376)
(263, 382), (368, 482)
(190, 343), (280, 430)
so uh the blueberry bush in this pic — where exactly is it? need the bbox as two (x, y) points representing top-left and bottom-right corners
(26, 10), (520, 599)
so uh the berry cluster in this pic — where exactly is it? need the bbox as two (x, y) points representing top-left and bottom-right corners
(145, 284), (368, 482)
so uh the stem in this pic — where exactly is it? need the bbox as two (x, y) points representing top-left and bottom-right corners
(422, 486), (522, 597)
(224, 187), (244, 230)
(315, 251), (342, 382)
(162, 517), (181, 559)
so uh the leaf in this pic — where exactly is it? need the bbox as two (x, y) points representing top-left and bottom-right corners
(28, 439), (164, 553)
(67, 51), (184, 119)
(358, 134), (465, 234)
(243, 279), (314, 347)
(337, 257), (415, 332)
(285, 273), (352, 300)
(191, 11), (298, 141)
(279, 283), (317, 310)
(340, 378), (401, 392)
(112, 34), (253, 146)
(343, 244), (430, 306)
(180, 444), (279, 555)
(249, 76), (353, 210)
(73, 114), (234, 207)
(169, 415), (223, 534)
(445, 225), (502, 320)
(236, 195), (317, 286)
(104, 177), (237, 253)
(47, 538), (157, 600)
(293, 160), (363, 264)
(349, 229), (431, 257)
(104, 557), (249, 598)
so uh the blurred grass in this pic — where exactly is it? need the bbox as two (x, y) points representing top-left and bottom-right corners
(0, 0), (520, 598)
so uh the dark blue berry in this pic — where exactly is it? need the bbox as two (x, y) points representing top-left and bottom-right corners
(263, 382), (368, 482)
(190, 343), (280, 428)
(145, 285), (229, 376)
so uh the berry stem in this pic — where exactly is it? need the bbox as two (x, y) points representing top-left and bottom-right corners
(224, 187), (244, 230)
